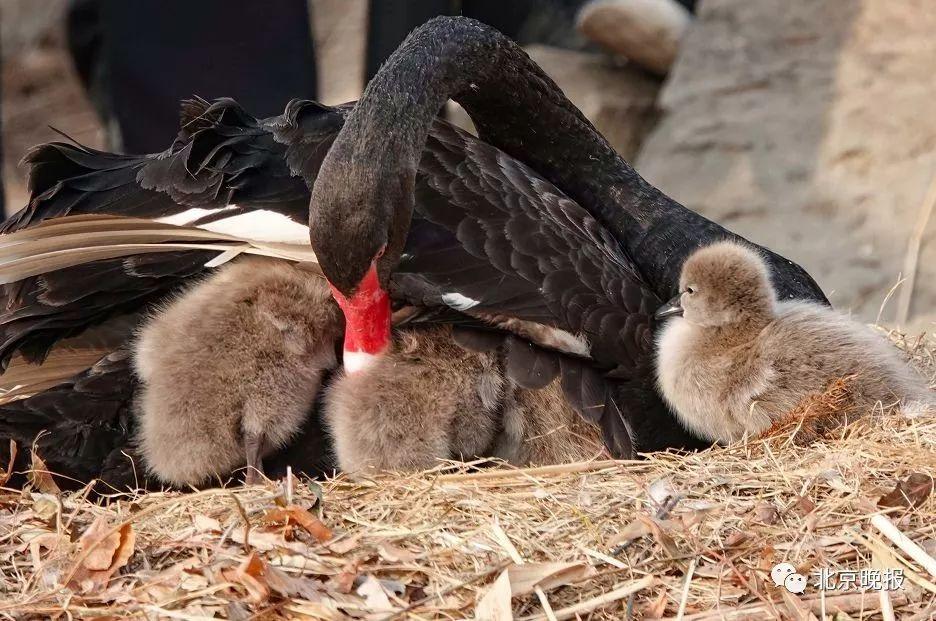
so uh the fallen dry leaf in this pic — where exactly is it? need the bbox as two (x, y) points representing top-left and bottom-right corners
(31, 493), (59, 522)
(878, 473), (934, 509)
(357, 574), (395, 613)
(752, 502), (781, 525)
(226, 601), (252, 621)
(261, 505), (332, 542)
(221, 552), (270, 604)
(229, 527), (312, 554)
(723, 531), (749, 547)
(609, 518), (652, 547)
(377, 541), (418, 563)
(71, 517), (135, 591)
(23, 530), (64, 554)
(804, 512), (820, 533)
(474, 560), (597, 619)
(637, 514), (681, 557)
(137, 557), (203, 603)
(694, 563), (732, 580)
(192, 514), (222, 533)
(794, 495), (816, 515)
(506, 561), (594, 598)
(328, 532), (362, 554)
(679, 510), (708, 530)
(331, 558), (361, 594)
(645, 589), (668, 618)
(476, 568), (513, 621)
(81, 518), (124, 571)
(29, 449), (60, 495)
(264, 564), (323, 600)
(757, 544), (776, 573)
(0, 439), (16, 486)
(608, 516), (680, 548)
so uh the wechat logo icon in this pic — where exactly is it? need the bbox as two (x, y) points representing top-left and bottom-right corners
(772, 562), (808, 594)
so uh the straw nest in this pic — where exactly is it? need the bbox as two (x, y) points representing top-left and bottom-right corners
(0, 330), (934, 620)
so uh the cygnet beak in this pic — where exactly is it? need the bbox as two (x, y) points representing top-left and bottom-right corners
(655, 294), (684, 320)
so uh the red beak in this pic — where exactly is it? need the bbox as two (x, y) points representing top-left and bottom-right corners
(328, 263), (391, 372)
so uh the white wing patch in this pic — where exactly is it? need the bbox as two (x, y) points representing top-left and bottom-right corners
(157, 206), (311, 245)
(441, 292), (480, 311)
(156, 206), (236, 226)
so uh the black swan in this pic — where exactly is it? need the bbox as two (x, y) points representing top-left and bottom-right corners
(0, 17), (825, 487)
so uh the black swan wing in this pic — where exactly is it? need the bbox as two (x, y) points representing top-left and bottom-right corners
(4, 98), (312, 234)
(389, 122), (702, 454)
(0, 349), (141, 491)
(0, 251), (213, 370)
(0, 98), (335, 369)
(399, 121), (661, 372)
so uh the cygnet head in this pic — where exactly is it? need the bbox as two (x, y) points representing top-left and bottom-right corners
(656, 241), (776, 328)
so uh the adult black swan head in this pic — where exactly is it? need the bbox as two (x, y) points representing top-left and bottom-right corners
(309, 16), (826, 370)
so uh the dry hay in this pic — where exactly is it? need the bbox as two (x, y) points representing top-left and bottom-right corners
(0, 332), (933, 620)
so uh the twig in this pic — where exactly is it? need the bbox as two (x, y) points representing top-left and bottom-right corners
(871, 513), (936, 579)
(896, 171), (936, 325)
(621, 485), (683, 618)
(876, 276), (906, 327)
(378, 561), (512, 621)
(436, 459), (626, 483)
(227, 492), (252, 553)
(675, 558), (697, 620)
(519, 576), (654, 621)
(491, 518), (558, 621)
(872, 548), (897, 621)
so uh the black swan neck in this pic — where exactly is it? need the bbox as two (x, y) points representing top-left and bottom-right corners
(333, 18), (657, 243)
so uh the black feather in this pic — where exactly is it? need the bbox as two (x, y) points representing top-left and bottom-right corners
(504, 337), (559, 390)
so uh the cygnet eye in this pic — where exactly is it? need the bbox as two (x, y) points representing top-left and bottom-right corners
(685, 286), (695, 295)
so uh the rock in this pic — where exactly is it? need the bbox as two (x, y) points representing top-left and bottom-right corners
(637, 0), (936, 329)
(1, 0), (67, 61)
(576, 0), (692, 75)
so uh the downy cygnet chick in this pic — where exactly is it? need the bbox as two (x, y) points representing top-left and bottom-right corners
(655, 242), (933, 444)
(134, 257), (342, 486)
(323, 326), (603, 475)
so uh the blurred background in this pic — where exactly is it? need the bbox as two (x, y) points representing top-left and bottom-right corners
(1, 0), (933, 331)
